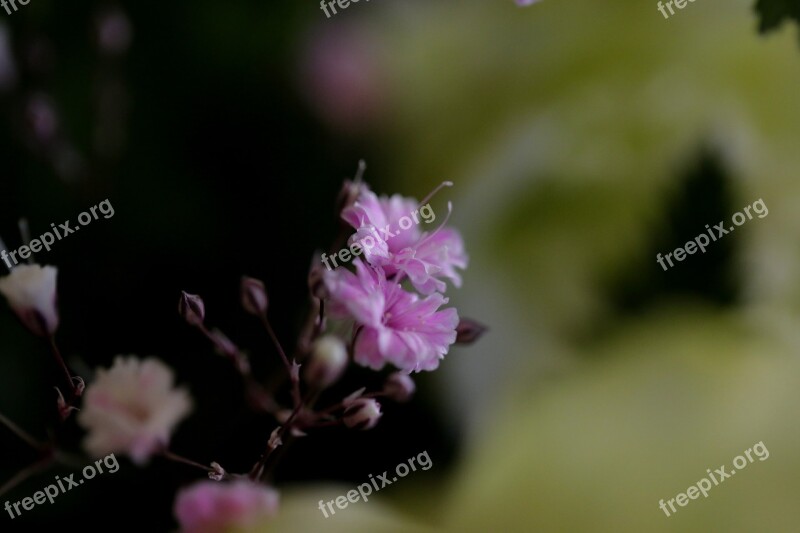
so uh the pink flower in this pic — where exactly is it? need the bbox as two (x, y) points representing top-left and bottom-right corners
(174, 480), (279, 533)
(341, 185), (468, 294)
(298, 25), (386, 135)
(325, 260), (458, 372)
(78, 356), (192, 464)
(393, 227), (468, 295)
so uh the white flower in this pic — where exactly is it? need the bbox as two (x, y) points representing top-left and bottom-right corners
(78, 356), (193, 464)
(0, 264), (58, 336)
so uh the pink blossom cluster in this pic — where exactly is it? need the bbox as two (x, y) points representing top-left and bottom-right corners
(325, 181), (467, 373)
(0, 166), (484, 532)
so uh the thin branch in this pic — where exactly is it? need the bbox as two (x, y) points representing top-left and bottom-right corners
(47, 335), (75, 393)
(0, 457), (52, 497)
(250, 389), (318, 482)
(259, 315), (301, 408)
(0, 412), (45, 450)
(162, 450), (214, 473)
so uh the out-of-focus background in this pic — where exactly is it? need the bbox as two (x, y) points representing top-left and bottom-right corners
(1, 0), (800, 531)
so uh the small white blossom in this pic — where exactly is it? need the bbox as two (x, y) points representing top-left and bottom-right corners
(304, 335), (348, 388)
(0, 264), (59, 336)
(78, 356), (192, 464)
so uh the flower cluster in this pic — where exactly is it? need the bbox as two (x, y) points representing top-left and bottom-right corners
(326, 182), (467, 372)
(0, 166), (484, 532)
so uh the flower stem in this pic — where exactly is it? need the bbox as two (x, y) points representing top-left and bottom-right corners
(259, 314), (301, 408)
(162, 450), (214, 474)
(47, 335), (75, 393)
(0, 412), (45, 450)
(0, 457), (52, 497)
(316, 391), (383, 417)
(250, 389), (319, 482)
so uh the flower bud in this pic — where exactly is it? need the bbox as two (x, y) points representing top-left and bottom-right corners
(343, 398), (382, 431)
(268, 427), (283, 450)
(178, 291), (205, 326)
(55, 386), (77, 421)
(208, 462), (226, 481)
(383, 372), (415, 403)
(241, 277), (268, 316)
(307, 257), (328, 300)
(304, 335), (348, 389)
(455, 318), (488, 345)
(0, 264), (59, 337)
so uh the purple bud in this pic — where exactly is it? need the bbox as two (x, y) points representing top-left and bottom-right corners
(178, 291), (205, 326)
(241, 277), (268, 316)
(208, 462), (226, 481)
(304, 335), (348, 388)
(383, 372), (415, 403)
(55, 387), (76, 421)
(268, 427), (283, 450)
(343, 398), (382, 431)
(455, 318), (488, 345)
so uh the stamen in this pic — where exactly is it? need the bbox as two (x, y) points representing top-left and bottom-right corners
(418, 181), (453, 208)
(354, 159), (367, 184)
(421, 201), (454, 244)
